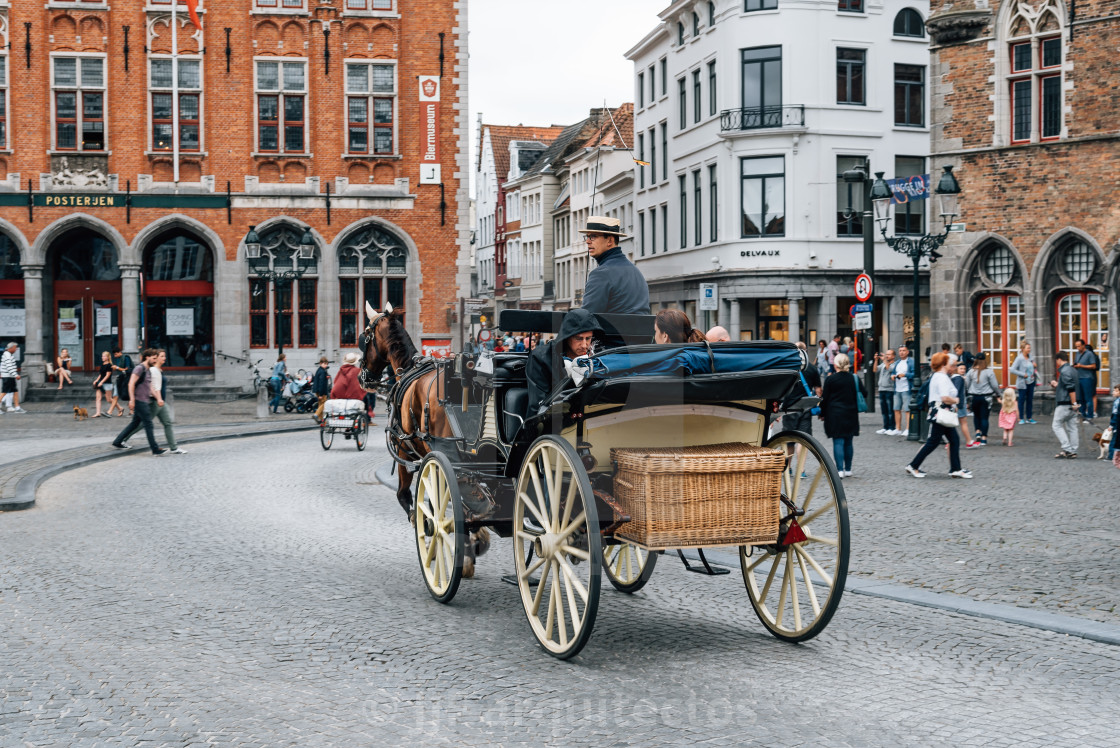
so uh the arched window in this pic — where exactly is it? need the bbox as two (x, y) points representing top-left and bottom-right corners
(893, 8), (925, 37)
(248, 224), (319, 349)
(1004, 0), (1064, 143)
(970, 243), (1024, 386)
(337, 224), (408, 347)
(1056, 293), (1109, 391)
(144, 231), (215, 368)
(0, 236), (25, 360)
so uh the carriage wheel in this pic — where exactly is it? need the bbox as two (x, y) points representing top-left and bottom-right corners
(354, 415), (369, 451)
(603, 542), (658, 593)
(513, 435), (602, 659)
(320, 427), (333, 450)
(740, 431), (849, 643)
(414, 452), (466, 604)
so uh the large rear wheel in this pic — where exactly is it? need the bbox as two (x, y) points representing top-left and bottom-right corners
(740, 431), (849, 642)
(320, 428), (333, 450)
(603, 542), (657, 593)
(414, 452), (466, 604)
(354, 415), (369, 451)
(513, 435), (602, 659)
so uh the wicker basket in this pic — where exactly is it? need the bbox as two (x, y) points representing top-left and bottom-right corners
(610, 442), (784, 550)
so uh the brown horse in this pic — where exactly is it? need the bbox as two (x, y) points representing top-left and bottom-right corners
(359, 302), (490, 575)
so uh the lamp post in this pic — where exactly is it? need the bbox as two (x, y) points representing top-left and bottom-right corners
(244, 225), (317, 353)
(870, 165), (962, 441)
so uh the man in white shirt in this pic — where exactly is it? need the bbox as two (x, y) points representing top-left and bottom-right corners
(0, 341), (25, 413)
(891, 346), (913, 435)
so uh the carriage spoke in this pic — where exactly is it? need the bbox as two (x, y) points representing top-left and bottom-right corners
(557, 556), (590, 604)
(561, 565), (582, 631)
(530, 557), (553, 615)
(519, 489), (550, 530)
(795, 548), (822, 616)
(801, 468), (825, 514)
(520, 553), (547, 580)
(801, 502), (836, 528)
(560, 544), (590, 562)
(745, 548), (776, 574)
(793, 543), (835, 587)
(787, 549), (803, 631)
(803, 531), (839, 548)
(558, 510), (587, 541)
(775, 553), (792, 627)
(561, 473), (577, 531)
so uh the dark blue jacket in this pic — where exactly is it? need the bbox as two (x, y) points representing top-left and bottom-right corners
(581, 247), (650, 315)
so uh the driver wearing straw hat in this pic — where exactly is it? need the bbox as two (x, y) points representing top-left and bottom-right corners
(579, 216), (650, 315)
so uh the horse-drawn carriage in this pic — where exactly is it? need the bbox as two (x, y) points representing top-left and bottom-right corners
(362, 305), (849, 659)
(319, 399), (370, 451)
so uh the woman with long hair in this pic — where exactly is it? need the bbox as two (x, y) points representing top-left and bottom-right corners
(905, 351), (973, 479)
(654, 309), (706, 344)
(56, 348), (74, 390)
(964, 353), (999, 446)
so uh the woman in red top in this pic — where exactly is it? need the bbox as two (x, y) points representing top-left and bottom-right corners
(331, 352), (375, 420)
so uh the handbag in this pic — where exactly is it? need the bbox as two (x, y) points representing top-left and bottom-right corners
(853, 376), (868, 413)
(933, 405), (960, 428)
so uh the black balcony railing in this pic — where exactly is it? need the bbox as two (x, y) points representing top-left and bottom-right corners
(720, 105), (805, 132)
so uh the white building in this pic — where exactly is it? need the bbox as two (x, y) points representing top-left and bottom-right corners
(626, 0), (932, 348)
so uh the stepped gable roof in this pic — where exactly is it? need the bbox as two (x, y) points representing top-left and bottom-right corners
(478, 124), (566, 176)
(584, 103), (634, 149)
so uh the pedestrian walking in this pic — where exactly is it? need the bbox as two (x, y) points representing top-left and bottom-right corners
(964, 353), (1000, 447)
(955, 343), (974, 372)
(827, 334), (841, 374)
(873, 348), (896, 434)
(1009, 341), (1038, 423)
(91, 350), (116, 417)
(55, 348), (74, 390)
(1109, 385), (1120, 466)
(1050, 350), (1080, 459)
(1, 341), (25, 413)
(111, 346), (133, 409)
(269, 352), (287, 414)
(111, 349), (165, 455)
(820, 353), (862, 478)
(951, 362), (974, 448)
(131, 349), (186, 454)
(312, 355), (331, 422)
(904, 351), (972, 479)
(1072, 338), (1100, 422)
(781, 341), (822, 436)
(998, 388), (1018, 446)
(890, 345), (915, 435)
(816, 340), (830, 380)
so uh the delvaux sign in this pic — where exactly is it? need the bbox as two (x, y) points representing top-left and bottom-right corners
(418, 75), (441, 185)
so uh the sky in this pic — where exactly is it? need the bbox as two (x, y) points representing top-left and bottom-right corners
(467, 0), (664, 181)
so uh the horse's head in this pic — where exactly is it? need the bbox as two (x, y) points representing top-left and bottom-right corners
(358, 301), (414, 389)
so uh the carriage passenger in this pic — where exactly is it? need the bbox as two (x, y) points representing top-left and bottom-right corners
(526, 308), (603, 415)
(653, 309), (706, 344)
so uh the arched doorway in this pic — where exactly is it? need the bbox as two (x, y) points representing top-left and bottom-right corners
(143, 231), (215, 369)
(0, 235), (25, 358)
(50, 229), (121, 372)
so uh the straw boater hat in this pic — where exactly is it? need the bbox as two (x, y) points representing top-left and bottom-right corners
(577, 215), (629, 239)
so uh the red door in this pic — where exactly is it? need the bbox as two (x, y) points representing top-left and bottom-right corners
(53, 280), (122, 372)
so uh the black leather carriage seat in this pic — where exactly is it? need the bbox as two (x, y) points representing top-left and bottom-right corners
(502, 387), (529, 442)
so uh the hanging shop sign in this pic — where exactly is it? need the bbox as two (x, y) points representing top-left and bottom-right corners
(419, 75), (441, 185)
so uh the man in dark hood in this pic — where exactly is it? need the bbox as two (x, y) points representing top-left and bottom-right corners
(579, 216), (650, 316)
(526, 308), (603, 415)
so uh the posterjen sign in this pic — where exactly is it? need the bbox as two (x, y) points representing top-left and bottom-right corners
(419, 76), (441, 184)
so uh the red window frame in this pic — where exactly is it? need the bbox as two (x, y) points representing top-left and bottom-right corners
(81, 92), (105, 151)
(249, 279), (269, 348)
(339, 278), (358, 346)
(152, 92), (173, 151)
(0, 85), (6, 149)
(347, 96), (369, 153)
(258, 94), (279, 152)
(179, 93), (201, 151)
(346, 0), (393, 8)
(1010, 78), (1031, 144)
(274, 283), (293, 349)
(55, 91), (78, 150)
(975, 292), (1023, 388)
(297, 279), (317, 348)
(283, 94), (305, 153)
(373, 96), (394, 154)
(1039, 73), (1061, 141)
(1054, 291), (1110, 393)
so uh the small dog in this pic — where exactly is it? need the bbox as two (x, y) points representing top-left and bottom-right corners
(73, 405), (89, 421)
(1094, 427), (1114, 460)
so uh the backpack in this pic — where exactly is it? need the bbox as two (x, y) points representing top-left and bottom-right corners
(916, 377), (931, 413)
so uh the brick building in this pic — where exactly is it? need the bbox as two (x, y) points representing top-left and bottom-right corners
(0, 0), (468, 387)
(928, 0), (1114, 392)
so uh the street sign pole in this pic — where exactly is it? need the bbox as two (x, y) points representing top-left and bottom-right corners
(861, 172), (876, 414)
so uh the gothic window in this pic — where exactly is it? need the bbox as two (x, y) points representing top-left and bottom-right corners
(1003, 0), (1065, 144)
(247, 224), (319, 349)
(337, 225), (408, 346)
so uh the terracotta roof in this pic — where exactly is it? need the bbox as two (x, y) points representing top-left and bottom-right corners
(478, 124), (567, 177)
(585, 103), (634, 150)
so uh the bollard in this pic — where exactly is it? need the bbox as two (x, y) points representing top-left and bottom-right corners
(257, 383), (270, 418)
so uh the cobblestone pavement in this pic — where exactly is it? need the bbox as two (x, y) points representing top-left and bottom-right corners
(2, 433), (1118, 746)
(829, 412), (1120, 626)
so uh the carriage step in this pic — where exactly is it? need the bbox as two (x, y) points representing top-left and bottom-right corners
(501, 574), (539, 587)
(677, 549), (731, 576)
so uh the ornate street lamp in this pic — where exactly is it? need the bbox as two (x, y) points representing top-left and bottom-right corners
(243, 224), (317, 282)
(871, 165), (962, 441)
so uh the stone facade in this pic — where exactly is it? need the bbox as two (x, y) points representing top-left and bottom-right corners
(0, 0), (469, 385)
(930, 0), (1117, 391)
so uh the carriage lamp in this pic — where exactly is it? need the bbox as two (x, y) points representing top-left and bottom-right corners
(870, 165), (964, 441)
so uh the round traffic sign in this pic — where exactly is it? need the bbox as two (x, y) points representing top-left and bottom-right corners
(854, 273), (873, 302)
(478, 329), (492, 342)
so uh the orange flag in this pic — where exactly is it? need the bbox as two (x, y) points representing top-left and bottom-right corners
(185, 0), (202, 29)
